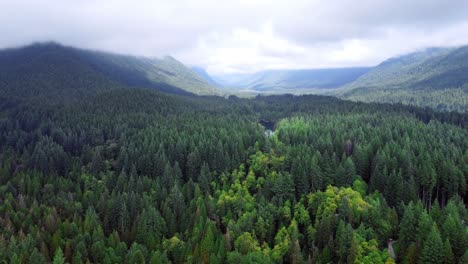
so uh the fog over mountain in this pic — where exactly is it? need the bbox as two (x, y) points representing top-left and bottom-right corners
(2, 0), (468, 75)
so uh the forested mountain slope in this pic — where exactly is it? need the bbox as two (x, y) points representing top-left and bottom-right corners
(191, 66), (221, 87)
(338, 46), (468, 112)
(0, 42), (219, 98)
(208, 46), (468, 111)
(0, 78), (466, 263)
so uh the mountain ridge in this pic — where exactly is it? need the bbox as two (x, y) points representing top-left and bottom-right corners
(2, 42), (466, 111)
(338, 46), (468, 112)
(191, 66), (221, 87)
(0, 42), (219, 98)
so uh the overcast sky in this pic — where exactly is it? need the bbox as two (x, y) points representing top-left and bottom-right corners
(1, 0), (468, 74)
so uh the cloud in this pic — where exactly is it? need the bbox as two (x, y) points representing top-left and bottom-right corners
(1, 0), (468, 74)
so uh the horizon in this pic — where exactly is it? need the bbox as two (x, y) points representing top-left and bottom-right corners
(3, 40), (465, 76)
(2, 1), (468, 74)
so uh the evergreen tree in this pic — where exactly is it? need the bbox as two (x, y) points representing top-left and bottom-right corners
(29, 248), (47, 264)
(272, 172), (295, 205)
(441, 208), (467, 259)
(460, 250), (468, 264)
(419, 225), (445, 264)
(150, 251), (170, 264)
(199, 162), (212, 195)
(443, 238), (455, 264)
(186, 149), (201, 181)
(53, 248), (66, 264)
(399, 202), (418, 249)
(0, 79), (466, 264)
(90, 148), (106, 175)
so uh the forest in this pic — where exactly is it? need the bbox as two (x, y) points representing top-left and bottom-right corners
(0, 87), (467, 264)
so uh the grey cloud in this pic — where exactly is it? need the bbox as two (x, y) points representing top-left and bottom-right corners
(273, 0), (468, 44)
(1, 0), (468, 73)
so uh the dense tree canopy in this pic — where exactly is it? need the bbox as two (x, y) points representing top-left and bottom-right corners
(0, 87), (466, 263)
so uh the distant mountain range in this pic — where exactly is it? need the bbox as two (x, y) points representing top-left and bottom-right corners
(1, 42), (466, 111)
(0, 42), (219, 100)
(201, 46), (467, 111)
(212, 68), (371, 92)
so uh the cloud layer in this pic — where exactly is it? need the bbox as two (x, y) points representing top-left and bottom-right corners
(1, 0), (468, 74)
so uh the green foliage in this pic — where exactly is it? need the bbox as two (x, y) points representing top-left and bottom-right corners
(234, 232), (261, 254)
(340, 46), (468, 112)
(0, 43), (219, 97)
(419, 225), (445, 264)
(0, 79), (466, 263)
(52, 248), (65, 264)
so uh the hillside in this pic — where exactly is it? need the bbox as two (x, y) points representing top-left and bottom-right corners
(191, 66), (221, 87)
(214, 67), (371, 93)
(0, 43), (466, 263)
(338, 46), (468, 112)
(0, 42), (219, 99)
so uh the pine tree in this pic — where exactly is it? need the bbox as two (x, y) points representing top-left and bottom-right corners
(186, 149), (201, 181)
(162, 162), (174, 190)
(173, 161), (183, 184)
(354, 144), (370, 180)
(416, 211), (432, 244)
(129, 249), (145, 264)
(419, 225), (444, 264)
(29, 248), (47, 264)
(341, 157), (357, 186)
(399, 202), (417, 248)
(90, 148), (106, 174)
(404, 174), (418, 203)
(199, 163), (212, 195)
(150, 251), (170, 264)
(53, 248), (66, 264)
(460, 250), (468, 264)
(347, 235), (359, 264)
(213, 140), (226, 173)
(153, 144), (168, 178)
(441, 208), (466, 259)
(272, 172), (295, 205)
(370, 163), (388, 194)
(291, 157), (309, 197)
(443, 238), (455, 264)
(335, 221), (353, 263)
(10, 254), (21, 264)
(386, 169), (403, 207)
(309, 154), (323, 192)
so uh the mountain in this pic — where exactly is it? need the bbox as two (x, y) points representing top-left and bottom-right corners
(191, 66), (221, 87)
(214, 67), (371, 93)
(1, 42), (467, 264)
(0, 42), (219, 100)
(338, 46), (468, 112)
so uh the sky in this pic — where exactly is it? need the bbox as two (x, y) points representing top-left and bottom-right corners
(1, 0), (468, 74)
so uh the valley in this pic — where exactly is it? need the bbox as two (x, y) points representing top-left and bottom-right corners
(2, 1), (467, 263)
(0, 42), (466, 263)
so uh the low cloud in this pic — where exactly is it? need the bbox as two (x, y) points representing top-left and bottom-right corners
(1, 0), (468, 74)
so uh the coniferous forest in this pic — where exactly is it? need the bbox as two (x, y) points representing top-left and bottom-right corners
(0, 79), (466, 264)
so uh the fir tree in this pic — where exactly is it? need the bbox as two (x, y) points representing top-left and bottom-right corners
(419, 225), (445, 264)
